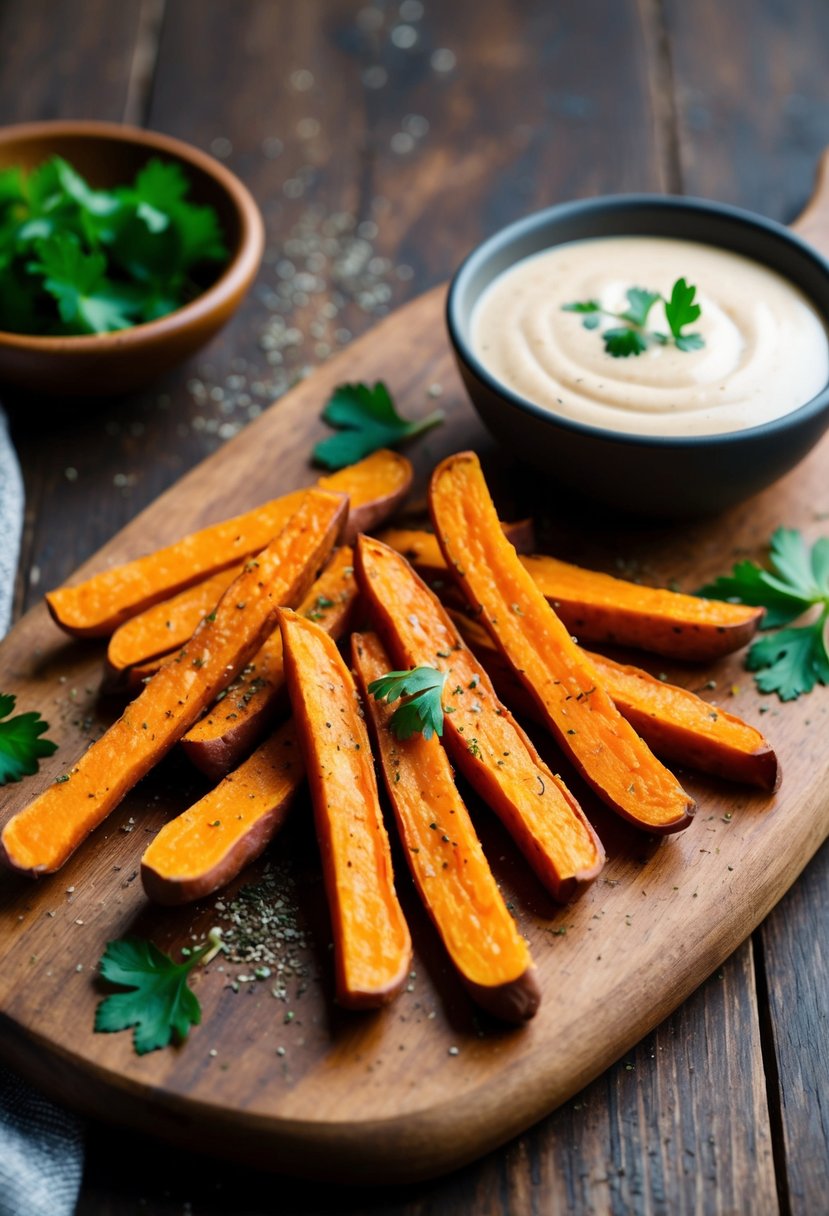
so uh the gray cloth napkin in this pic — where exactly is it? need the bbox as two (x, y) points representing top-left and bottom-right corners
(0, 406), (84, 1216)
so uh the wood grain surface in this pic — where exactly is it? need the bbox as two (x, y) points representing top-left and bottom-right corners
(1, 0), (828, 1212)
(1, 279), (828, 1184)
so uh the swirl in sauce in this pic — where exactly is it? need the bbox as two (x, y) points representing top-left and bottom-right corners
(471, 236), (829, 437)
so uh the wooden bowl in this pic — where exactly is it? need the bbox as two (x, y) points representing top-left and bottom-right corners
(447, 195), (829, 518)
(0, 120), (264, 396)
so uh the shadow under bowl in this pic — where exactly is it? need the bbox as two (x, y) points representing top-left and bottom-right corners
(447, 195), (829, 519)
(0, 120), (265, 397)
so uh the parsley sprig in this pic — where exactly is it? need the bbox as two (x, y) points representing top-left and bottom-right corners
(0, 156), (227, 336)
(0, 694), (57, 784)
(312, 381), (444, 470)
(700, 527), (829, 700)
(563, 277), (705, 358)
(94, 930), (223, 1055)
(367, 665), (447, 741)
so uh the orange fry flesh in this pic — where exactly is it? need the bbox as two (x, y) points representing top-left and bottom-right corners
(352, 631), (540, 1022)
(279, 609), (412, 1009)
(141, 722), (304, 905)
(355, 535), (604, 901)
(2, 489), (346, 875)
(429, 452), (695, 834)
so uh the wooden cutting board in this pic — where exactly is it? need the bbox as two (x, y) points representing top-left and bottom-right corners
(2, 193), (829, 1183)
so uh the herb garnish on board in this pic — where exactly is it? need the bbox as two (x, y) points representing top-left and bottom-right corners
(0, 156), (227, 335)
(700, 527), (829, 700)
(95, 930), (224, 1055)
(563, 277), (705, 357)
(312, 381), (444, 470)
(0, 694), (57, 784)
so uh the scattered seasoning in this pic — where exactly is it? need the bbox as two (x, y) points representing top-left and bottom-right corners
(213, 860), (315, 1001)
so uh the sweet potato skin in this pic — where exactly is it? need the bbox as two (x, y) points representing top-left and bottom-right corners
(2, 490), (346, 875)
(452, 609), (780, 791)
(355, 535), (605, 902)
(141, 722), (304, 905)
(181, 547), (359, 780)
(279, 609), (412, 1009)
(352, 631), (540, 1024)
(319, 449), (413, 542)
(429, 452), (695, 835)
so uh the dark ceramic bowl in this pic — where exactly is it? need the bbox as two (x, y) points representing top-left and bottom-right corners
(0, 120), (264, 396)
(447, 195), (829, 518)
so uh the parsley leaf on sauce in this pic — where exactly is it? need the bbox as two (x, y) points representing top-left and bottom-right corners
(563, 278), (705, 358)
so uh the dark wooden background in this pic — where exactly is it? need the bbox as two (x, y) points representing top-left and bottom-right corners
(1, 1), (827, 1212)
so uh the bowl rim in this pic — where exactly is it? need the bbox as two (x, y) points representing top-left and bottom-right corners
(0, 119), (264, 352)
(446, 192), (829, 450)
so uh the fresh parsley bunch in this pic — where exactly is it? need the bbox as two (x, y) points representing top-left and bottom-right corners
(0, 156), (227, 336)
(700, 527), (829, 700)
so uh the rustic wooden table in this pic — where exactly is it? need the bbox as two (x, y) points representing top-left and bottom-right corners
(1, 1), (827, 1212)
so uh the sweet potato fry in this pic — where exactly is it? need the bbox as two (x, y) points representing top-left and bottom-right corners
(47, 449), (410, 638)
(521, 554), (761, 661)
(141, 722), (304, 905)
(382, 531), (760, 662)
(430, 452), (695, 834)
(181, 547), (359, 780)
(318, 448), (412, 540)
(379, 519), (536, 579)
(46, 490), (307, 638)
(1, 489), (346, 875)
(278, 608), (412, 1009)
(452, 610), (780, 791)
(352, 631), (540, 1023)
(355, 536), (604, 901)
(106, 565), (243, 673)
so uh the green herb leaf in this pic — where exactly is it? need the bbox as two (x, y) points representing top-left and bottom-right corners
(29, 234), (136, 334)
(95, 937), (209, 1055)
(620, 287), (661, 328)
(675, 333), (705, 352)
(602, 327), (648, 358)
(746, 616), (829, 701)
(312, 381), (444, 470)
(367, 665), (447, 741)
(0, 694), (57, 784)
(699, 526), (829, 699)
(561, 300), (601, 314)
(664, 276), (702, 338)
(562, 277), (705, 359)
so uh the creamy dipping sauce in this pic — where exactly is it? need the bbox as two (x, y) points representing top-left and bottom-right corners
(471, 236), (829, 436)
